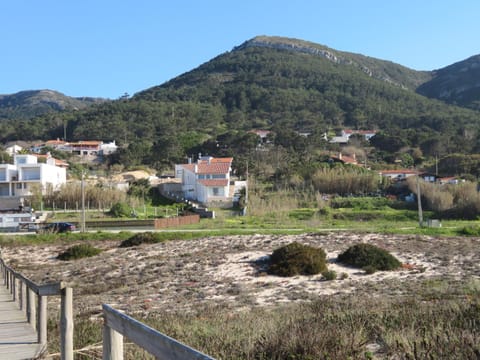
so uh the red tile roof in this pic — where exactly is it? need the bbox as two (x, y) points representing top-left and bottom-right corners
(46, 139), (67, 145)
(249, 130), (271, 138)
(182, 164), (196, 172)
(197, 162), (231, 174)
(198, 179), (229, 187)
(33, 154), (69, 167)
(180, 157), (232, 175)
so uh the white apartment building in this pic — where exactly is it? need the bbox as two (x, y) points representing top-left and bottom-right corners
(0, 154), (66, 200)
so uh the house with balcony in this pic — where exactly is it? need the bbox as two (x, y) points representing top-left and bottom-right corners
(174, 156), (233, 205)
(32, 139), (117, 160)
(0, 154), (66, 208)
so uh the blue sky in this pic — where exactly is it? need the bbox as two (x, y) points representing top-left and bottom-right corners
(1, 1), (479, 99)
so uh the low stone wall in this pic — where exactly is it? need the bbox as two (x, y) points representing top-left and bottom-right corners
(154, 214), (200, 229)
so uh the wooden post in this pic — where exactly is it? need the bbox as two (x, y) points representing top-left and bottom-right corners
(103, 325), (124, 360)
(19, 281), (24, 311)
(38, 295), (48, 346)
(60, 287), (74, 360)
(28, 288), (36, 329)
(12, 275), (16, 301)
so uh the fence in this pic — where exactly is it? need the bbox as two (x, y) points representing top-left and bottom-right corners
(154, 214), (200, 228)
(0, 258), (74, 360)
(102, 304), (215, 360)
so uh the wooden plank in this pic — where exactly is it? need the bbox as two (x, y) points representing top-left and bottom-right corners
(103, 304), (215, 360)
(0, 285), (43, 360)
(103, 324), (124, 360)
(61, 287), (74, 360)
(38, 295), (48, 345)
(0, 260), (64, 296)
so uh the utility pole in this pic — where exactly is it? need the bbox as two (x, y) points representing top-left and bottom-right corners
(81, 172), (86, 232)
(243, 161), (248, 216)
(416, 171), (423, 227)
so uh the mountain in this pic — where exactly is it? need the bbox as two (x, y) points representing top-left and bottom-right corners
(232, 36), (433, 90)
(0, 89), (107, 120)
(2, 36), (480, 164)
(134, 36), (478, 136)
(416, 55), (480, 110)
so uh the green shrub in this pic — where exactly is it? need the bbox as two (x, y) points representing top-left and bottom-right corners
(330, 197), (391, 210)
(459, 225), (480, 236)
(337, 243), (401, 271)
(322, 270), (337, 281)
(268, 242), (328, 277)
(318, 206), (332, 218)
(363, 265), (377, 274)
(288, 208), (316, 220)
(109, 202), (133, 218)
(57, 244), (102, 261)
(119, 232), (165, 248)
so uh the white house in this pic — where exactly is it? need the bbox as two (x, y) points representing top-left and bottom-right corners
(330, 129), (377, 144)
(32, 139), (117, 158)
(175, 156), (233, 205)
(0, 154), (66, 200)
(100, 140), (118, 155)
(5, 144), (23, 156)
(378, 169), (418, 181)
(342, 129), (377, 141)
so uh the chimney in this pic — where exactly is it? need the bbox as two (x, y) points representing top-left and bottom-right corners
(353, 153), (356, 161)
(338, 152), (342, 160)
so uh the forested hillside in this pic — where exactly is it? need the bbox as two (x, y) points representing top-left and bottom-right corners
(417, 54), (480, 110)
(1, 36), (480, 174)
(0, 89), (107, 120)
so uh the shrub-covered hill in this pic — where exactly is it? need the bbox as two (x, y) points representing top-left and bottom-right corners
(0, 89), (107, 120)
(135, 36), (479, 134)
(417, 54), (480, 111)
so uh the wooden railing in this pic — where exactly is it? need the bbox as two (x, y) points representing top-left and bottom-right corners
(102, 304), (216, 360)
(0, 258), (74, 360)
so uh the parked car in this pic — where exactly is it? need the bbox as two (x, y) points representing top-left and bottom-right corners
(37, 222), (76, 233)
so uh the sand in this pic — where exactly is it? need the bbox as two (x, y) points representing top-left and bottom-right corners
(2, 232), (479, 315)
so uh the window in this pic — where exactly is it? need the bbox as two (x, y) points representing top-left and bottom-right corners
(212, 187), (219, 196)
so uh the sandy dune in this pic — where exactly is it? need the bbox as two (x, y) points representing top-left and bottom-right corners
(2, 232), (479, 315)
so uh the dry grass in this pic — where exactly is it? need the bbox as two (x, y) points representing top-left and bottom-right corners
(2, 232), (480, 358)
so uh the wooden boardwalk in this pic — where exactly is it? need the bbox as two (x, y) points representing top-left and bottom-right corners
(0, 284), (43, 360)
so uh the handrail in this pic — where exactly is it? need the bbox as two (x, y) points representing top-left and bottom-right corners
(0, 258), (73, 360)
(102, 304), (216, 360)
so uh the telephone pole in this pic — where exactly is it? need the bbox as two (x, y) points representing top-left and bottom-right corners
(81, 172), (86, 232)
(416, 171), (423, 227)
